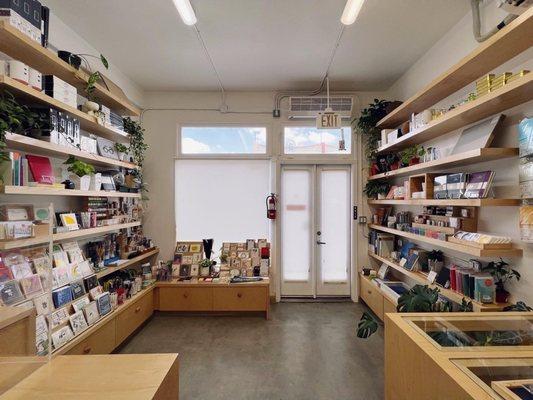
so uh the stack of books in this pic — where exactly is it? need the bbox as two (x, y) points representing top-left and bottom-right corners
(449, 265), (495, 304)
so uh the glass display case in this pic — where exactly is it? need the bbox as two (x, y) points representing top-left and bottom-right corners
(452, 358), (533, 399)
(405, 314), (533, 350)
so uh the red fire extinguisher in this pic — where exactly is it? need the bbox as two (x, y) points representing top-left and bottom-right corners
(266, 193), (277, 219)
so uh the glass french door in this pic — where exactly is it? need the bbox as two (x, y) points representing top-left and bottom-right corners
(280, 165), (351, 297)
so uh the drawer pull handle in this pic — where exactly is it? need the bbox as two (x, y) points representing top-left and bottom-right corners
(135, 307), (141, 313)
(83, 347), (91, 354)
(237, 293), (243, 298)
(367, 290), (372, 294)
(183, 293), (188, 298)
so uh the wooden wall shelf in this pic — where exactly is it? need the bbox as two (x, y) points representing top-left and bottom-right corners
(368, 148), (518, 181)
(367, 198), (520, 207)
(95, 248), (160, 279)
(377, 73), (533, 153)
(377, 7), (533, 128)
(367, 252), (504, 311)
(5, 133), (136, 169)
(1, 185), (141, 198)
(368, 224), (523, 257)
(0, 221), (142, 250)
(0, 76), (130, 143)
(0, 22), (140, 116)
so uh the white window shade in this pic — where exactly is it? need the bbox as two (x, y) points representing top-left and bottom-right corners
(175, 159), (271, 250)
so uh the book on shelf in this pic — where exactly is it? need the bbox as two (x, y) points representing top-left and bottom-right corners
(464, 171), (494, 199)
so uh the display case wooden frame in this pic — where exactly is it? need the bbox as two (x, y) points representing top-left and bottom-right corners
(408, 173), (436, 199)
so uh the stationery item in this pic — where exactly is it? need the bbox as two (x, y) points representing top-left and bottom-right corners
(433, 175), (448, 199)
(464, 171), (494, 199)
(52, 285), (73, 308)
(32, 255), (51, 275)
(97, 137), (119, 159)
(72, 295), (90, 312)
(83, 301), (100, 325)
(60, 213), (79, 231)
(95, 291), (112, 316)
(446, 173), (468, 199)
(69, 310), (88, 335)
(0, 279), (24, 305)
(89, 286), (103, 300)
(0, 261), (14, 283)
(475, 276), (495, 304)
(9, 261), (33, 280)
(83, 274), (99, 292)
(19, 273), (43, 298)
(520, 205), (533, 242)
(52, 265), (71, 288)
(70, 279), (86, 300)
(25, 154), (54, 184)
(35, 314), (48, 355)
(47, 307), (69, 329)
(190, 265), (199, 277)
(377, 263), (389, 280)
(51, 325), (74, 349)
(33, 293), (53, 315)
(451, 114), (502, 155)
(52, 250), (69, 268)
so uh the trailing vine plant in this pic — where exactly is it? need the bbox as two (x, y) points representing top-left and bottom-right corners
(354, 99), (394, 163)
(123, 117), (149, 199)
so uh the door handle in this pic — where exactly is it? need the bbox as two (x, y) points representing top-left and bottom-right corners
(316, 241), (326, 245)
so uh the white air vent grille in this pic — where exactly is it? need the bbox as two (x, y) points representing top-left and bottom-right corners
(288, 96), (353, 119)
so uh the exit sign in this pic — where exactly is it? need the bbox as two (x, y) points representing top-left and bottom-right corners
(316, 111), (342, 129)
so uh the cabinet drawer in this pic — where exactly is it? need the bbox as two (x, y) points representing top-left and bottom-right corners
(116, 291), (154, 345)
(360, 277), (384, 320)
(65, 319), (116, 355)
(157, 287), (213, 311)
(213, 287), (268, 311)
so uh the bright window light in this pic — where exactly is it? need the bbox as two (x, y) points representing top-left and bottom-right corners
(341, 0), (365, 25)
(173, 0), (197, 26)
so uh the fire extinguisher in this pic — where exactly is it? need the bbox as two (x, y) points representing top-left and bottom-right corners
(266, 193), (277, 219)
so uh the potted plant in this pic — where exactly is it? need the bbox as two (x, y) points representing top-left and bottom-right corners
(124, 117), (149, 200)
(427, 250), (444, 272)
(199, 258), (214, 276)
(114, 143), (129, 161)
(386, 153), (400, 170)
(363, 180), (390, 200)
(400, 145), (425, 167)
(485, 258), (520, 303)
(63, 156), (95, 190)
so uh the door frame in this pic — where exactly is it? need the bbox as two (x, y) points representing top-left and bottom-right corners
(277, 161), (357, 299)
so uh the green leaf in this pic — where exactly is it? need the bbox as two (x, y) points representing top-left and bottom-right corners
(100, 54), (109, 69)
(356, 312), (379, 339)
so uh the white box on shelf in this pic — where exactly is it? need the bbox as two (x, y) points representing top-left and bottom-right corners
(387, 129), (399, 145)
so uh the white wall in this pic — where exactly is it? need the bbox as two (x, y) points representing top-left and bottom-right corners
(384, 1), (533, 303)
(43, 3), (144, 107)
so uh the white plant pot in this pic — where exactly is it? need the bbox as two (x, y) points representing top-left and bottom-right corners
(118, 152), (127, 161)
(377, 193), (386, 200)
(84, 101), (100, 114)
(90, 173), (102, 191)
(70, 174), (91, 191)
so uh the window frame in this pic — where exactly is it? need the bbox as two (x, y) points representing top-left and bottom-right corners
(177, 123), (272, 160)
(280, 121), (355, 162)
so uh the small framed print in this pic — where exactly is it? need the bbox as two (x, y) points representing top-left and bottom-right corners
(223, 243), (230, 251)
(237, 251), (250, 259)
(179, 264), (191, 277)
(0, 204), (34, 221)
(171, 264), (180, 277)
(189, 243), (202, 253)
(192, 253), (202, 264)
(242, 259), (252, 268)
(237, 243), (245, 251)
(246, 239), (255, 250)
(190, 265), (199, 277)
(60, 213), (79, 231)
(97, 137), (119, 160)
(231, 258), (241, 269)
(229, 243), (237, 252)
(173, 254), (182, 265)
(182, 255), (193, 264)
(176, 243), (189, 253)
(230, 251), (237, 258)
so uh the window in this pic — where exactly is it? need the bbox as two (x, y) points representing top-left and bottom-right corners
(175, 159), (271, 248)
(180, 126), (267, 154)
(284, 126), (352, 155)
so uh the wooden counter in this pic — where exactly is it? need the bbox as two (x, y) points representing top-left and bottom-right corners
(0, 308), (36, 356)
(385, 312), (533, 400)
(0, 354), (179, 399)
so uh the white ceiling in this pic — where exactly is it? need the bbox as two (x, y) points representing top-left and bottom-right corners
(45, 0), (470, 92)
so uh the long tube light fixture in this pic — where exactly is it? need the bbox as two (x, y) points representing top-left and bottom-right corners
(341, 0), (365, 25)
(173, 0), (197, 25)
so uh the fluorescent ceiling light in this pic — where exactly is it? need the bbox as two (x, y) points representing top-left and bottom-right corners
(341, 0), (365, 25)
(173, 0), (197, 25)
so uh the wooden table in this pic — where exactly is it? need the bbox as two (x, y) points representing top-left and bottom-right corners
(0, 354), (179, 399)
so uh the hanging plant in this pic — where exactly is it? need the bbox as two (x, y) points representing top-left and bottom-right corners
(123, 117), (149, 199)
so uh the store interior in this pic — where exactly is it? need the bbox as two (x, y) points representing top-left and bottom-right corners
(0, 0), (532, 399)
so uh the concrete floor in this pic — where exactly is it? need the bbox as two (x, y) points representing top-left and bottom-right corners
(119, 302), (384, 400)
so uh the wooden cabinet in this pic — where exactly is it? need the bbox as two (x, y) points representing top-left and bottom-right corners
(359, 275), (384, 320)
(157, 287), (213, 311)
(212, 287), (268, 311)
(383, 296), (397, 315)
(116, 290), (154, 344)
(65, 319), (116, 356)
(0, 308), (35, 356)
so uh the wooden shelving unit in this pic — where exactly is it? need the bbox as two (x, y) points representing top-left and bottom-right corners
(368, 252), (504, 311)
(5, 133), (136, 169)
(377, 7), (533, 128)
(368, 224), (523, 258)
(95, 248), (160, 279)
(0, 21), (140, 116)
(0, 221), (141, 250)
(377, 74), (533, 153)
(367, 198), (520, 207)
(0, 76), (130, 143)
(368, 148), (518, 181)
(1, 185), (141, 198)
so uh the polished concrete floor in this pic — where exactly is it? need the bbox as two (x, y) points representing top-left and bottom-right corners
(119, 302), (384, 400)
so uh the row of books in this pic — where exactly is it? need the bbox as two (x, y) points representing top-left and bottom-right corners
(449, 266), (495, 304)
(368, 231), (394, 258)
(433, 171), (495, 199)
(0, 152), (60, 186)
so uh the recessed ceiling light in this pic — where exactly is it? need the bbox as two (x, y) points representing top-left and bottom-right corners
(341, 0), (365, 25)
(173, 0), (197, 26)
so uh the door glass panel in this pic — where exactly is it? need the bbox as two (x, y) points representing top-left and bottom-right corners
(281, 169), (311, 281)
(320, 169), (349, 282)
